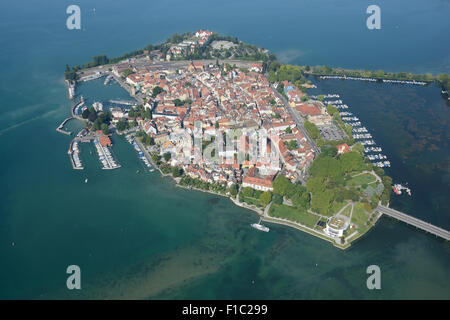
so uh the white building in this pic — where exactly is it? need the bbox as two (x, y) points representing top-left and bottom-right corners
(324, 217), (349, 238)
(111, 107), (125, 119)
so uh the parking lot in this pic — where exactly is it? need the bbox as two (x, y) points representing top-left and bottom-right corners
(318, 123), (346, 141)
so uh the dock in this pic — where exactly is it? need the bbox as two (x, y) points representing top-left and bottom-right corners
(56, 117), (74, 135)
(68, 139), (84, 170)
(104, 74), (113, 85)
(109, 99), (136, 106)
(71, 99), (85, 119)
(378, 205), (450, 241)
(65, 80), (76, 99)
(93, 139), (121, 170)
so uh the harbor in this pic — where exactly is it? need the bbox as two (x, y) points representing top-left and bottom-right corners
(323, 96), (391, 168)
(93, 138), (121, 170)
(104, 74), (113, 86)
(65, 80), (76, 99)
(319, 75), (428, 86)
(125, 133), (155, 172)
(68, 140), (84, 170)
(56, 117), (74, 135)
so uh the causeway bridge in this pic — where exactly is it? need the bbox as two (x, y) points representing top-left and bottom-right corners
(377, 205), (450, 241)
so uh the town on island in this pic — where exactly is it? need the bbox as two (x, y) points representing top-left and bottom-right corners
(60, 30), (450, 249)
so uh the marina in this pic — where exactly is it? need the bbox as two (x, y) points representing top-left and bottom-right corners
(68, 140), (84, 170)
(125, 133), (154, 171)
(104, 74), (114, 86)
(323, 96), (391, 168)
(352, 127), (368, 133)
(319, 75), (427, 86)
(310, 94), (340, 99)
(93, 139), (121, 170)
(392, 183), (411, 196)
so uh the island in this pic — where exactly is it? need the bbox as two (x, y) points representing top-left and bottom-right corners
(60, 30), (449, 249)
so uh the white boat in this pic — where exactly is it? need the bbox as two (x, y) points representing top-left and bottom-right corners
(85, 178), (88, 183)
(251, 218), (269, 232)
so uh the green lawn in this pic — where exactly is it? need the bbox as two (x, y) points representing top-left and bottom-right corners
(346, 173), (377, 186)
(241, 195), (262, 208)
(330, 201), (346, 215)
(351, 203), (369, 229)
(340, 204), (352, 217)
(269, 204), (320, 228)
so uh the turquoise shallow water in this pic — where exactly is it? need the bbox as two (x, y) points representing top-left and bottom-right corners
(0, 0), (449, 299)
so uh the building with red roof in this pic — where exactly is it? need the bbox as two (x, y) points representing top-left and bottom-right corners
(337, 143), (350, 154)
(99, 135), (112, 147)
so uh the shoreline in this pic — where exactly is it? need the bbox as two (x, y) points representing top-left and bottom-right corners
(161, 166), (357, 249)
(64, 53), (396, 249)
(70, 86), (378, 250)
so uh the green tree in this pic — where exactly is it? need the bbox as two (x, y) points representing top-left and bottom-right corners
(229, 184), (239, 197)
(88, 111), (98, 122)
(122, 69), (134, 78)
(285, 183), (306, 199)
(304, 120), (320, 140)
(311, 189), (334, 215)
(101, 123), (109, 135)
(340, 151), (365, 173)
(321, 146), (338, 158)
(81, 109), (90, 119)
(306, 176), (325, 194)
(272, 194), (283, 205)
(309, 156), (342, 181)
(152, 86), (164, 98)
(326, 104), (339, 117)
(272, 175), (291, 196)
(116, 119), (128, 132)
(259, 191), (272, 206)
(352, 142), (364, 154)
(241, 187), (254, 198)
(172, 167), (182, 177)
(163, 152), (171, 162)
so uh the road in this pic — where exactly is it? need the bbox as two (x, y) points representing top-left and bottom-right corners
(377, 205), (450, 241)
(268, 81), (320, 154)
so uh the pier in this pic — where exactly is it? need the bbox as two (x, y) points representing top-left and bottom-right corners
(57, 99), (85, 135)
(65, 80), (76, 99)
(104, 74), (113, 85)
(56, 117), (74, 135)
(93, 138), (121, 170)
(109, 99), (136, 106)
(378, 205), (450, 241)
(68, 139), (84, 170)
(71, 99), (85, 119)
(318, 75), (428, 86)
(79, 72), (103, 82)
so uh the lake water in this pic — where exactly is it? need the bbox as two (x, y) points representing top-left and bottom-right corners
(0, 0), (449, 299)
